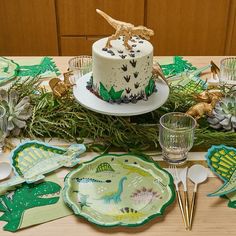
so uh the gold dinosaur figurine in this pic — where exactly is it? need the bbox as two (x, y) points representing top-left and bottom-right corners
(186, 90), (223, 121)
(152, 63), (169, 85)
(96, 9), (154, 50)
(210, 61), (220, 80)
(195, 90), (223, 103)
(186, 101), (215, 121)
(49, 71), (74, 97)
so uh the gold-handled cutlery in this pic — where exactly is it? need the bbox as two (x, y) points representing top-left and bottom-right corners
(169, 165), (208, 231)
(188, 165), (208, 230)
(179, 167), (190, 229)
(169, 166), (188, 230)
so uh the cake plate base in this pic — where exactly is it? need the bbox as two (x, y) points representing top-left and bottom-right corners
(73, 72), (169, 116)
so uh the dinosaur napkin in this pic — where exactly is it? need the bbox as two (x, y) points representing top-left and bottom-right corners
(224, 191), (236, 209)
(0, 173), (72, 232)
(0, 56), (60, 86)
(15, 57), (60, 78)
(155, 56), (197, 78)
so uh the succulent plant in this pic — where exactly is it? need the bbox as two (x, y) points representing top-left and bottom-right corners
(207, 96), (236, 131)
(0, 89), (33, 137)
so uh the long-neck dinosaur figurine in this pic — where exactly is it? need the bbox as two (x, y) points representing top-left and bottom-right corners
(96, 9), (154, 50)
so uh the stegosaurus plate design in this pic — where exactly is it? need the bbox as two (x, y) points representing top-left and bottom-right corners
(63, 153), (175, 227)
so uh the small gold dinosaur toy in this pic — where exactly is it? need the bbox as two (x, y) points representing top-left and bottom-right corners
(210, 61), (220, 80)
(96, 9), (154, 50)
(49, 71), (74, 97)
(152, 63), (169, 85)
(186, 90), (223, 121)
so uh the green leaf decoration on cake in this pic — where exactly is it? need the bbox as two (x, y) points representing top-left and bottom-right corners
(99, 82), (111, 101)
(99, 82), (124, 101)
(145, 79), (155, 96)
(109, 87), (124, 100)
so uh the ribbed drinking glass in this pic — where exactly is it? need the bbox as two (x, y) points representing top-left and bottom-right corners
(159, 112), (196, 165)
(220, 57), (236, 85)
(68, 56), (92, 78)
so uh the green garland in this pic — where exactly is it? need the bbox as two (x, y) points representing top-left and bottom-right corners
(9, 77), (236, 151)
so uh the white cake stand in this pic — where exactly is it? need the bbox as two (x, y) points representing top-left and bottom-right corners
(73, 72), (169, 116)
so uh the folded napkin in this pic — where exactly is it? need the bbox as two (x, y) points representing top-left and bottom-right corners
(0, 173), (72, 232)
(0, 56), (61, 86)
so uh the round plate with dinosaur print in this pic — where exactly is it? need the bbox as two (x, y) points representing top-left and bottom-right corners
(63, 154), (175, 227)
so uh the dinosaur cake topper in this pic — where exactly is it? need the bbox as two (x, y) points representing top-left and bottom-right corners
(96, 9), (154, 50)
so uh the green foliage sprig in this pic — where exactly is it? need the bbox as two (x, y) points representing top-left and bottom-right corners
(9, 77), (236, 151)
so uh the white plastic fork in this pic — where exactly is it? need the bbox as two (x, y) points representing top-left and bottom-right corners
(168, 166), (188, 230)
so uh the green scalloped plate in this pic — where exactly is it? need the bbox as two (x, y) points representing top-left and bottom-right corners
(63, 154), (175, 227)
(0, 57), (19, 85)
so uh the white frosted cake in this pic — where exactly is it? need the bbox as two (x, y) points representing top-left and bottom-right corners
(87, 36), (156, 104)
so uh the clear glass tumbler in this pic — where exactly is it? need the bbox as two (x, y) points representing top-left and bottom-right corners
(68, 56), (92, 78)
(159, 112), (196, 165)
(220, 57), (236, 85)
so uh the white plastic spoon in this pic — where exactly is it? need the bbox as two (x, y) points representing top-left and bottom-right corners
(188, 164), (208, 230)
(0, 162), (12, 180)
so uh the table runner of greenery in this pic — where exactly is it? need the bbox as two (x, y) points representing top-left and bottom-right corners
(3, 77), (234, 153)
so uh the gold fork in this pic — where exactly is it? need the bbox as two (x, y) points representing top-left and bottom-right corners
(169, 166), (188, 230)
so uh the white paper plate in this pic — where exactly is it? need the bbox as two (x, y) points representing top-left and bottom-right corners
(73, 72), (169, 116)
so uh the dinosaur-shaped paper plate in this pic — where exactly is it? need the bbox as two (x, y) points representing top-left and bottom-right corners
(0, 140), (86, 191)
(206, 145), (236, 197)
(0, 57), (19, 85)
(63, 153), (175, 227)
(224, 191), (236, 209)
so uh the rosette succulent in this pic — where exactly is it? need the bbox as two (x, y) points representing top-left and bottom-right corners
(207, 96), (236, 131)
(0, 89), (32, 137)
